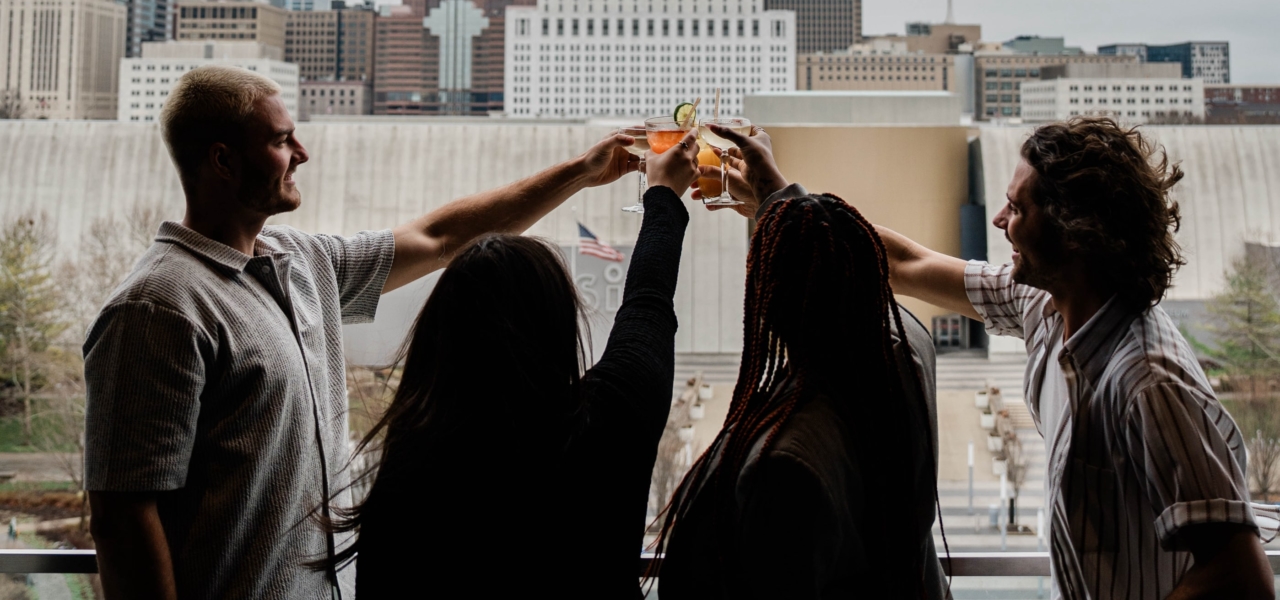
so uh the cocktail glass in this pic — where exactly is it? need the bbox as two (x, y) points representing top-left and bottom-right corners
(628, 116), (694, 214)
(619, 126), (650, 213)
(697, 117), (751, 206)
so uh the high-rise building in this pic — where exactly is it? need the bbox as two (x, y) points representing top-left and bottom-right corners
(974, 52), (1138, 119)
(118, 41), (298, 122)
(1100, 42), (1229, 84)
(125, 0), (174, 58)
(1020, 62), (1200, 124)
(764, 0), (856, 54)
(175, 0), (288, 53)
(798, 40), (956, 93)
(504, 0), (796, 118)
(0, 0), (126, 119)
(374, 0), (532, 116)
(285, 3), (374, 82)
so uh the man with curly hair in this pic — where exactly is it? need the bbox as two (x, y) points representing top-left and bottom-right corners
(706, 117), (1277, 600)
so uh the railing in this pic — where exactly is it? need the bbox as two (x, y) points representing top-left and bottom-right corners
(6, 550), (1280, 576)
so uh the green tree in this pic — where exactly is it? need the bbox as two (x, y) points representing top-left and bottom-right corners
(1205, 253), (1280, 400)
(0, 215), (67, 447)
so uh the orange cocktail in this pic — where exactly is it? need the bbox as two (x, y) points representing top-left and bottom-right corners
(644, 116), (693, 155)
(696, 140), (722, 198)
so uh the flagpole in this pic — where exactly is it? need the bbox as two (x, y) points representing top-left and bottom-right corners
(571, 206), (579, 286)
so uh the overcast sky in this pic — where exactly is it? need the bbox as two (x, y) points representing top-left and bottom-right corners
(863, 0), (1278, 84)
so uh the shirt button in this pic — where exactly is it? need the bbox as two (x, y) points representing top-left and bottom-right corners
(261, 265), (271, 274)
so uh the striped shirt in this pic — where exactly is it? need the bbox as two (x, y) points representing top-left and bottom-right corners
(965, 261), (1278, 600)
(84, 222), (395, 600)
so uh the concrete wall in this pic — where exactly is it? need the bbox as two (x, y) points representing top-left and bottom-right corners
(0, 120), (973, 362)
(747, 91), (962, 126)
(977, 124), (1280, 353)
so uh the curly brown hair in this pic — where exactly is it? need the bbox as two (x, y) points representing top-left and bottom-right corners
(1021, 117), (1186, 306)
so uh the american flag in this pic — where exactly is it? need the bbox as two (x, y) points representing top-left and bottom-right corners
(578, 222), (625, 262)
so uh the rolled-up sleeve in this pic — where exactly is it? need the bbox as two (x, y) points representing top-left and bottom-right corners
(964, 261), (1045, 340)
(83, 302), (210, 492)
(1124, 382), (1259, 550)
(312, 230), (395, 324)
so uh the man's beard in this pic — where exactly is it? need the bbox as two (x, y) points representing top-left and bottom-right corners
(238, 162), (300, 216)
(1010, 234), (1067, 291)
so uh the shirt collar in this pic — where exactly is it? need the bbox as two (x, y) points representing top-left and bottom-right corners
(155, 221), (288, 275)
(1047, 294), (1140, 388)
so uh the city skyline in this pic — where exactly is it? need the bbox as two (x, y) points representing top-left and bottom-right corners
(862, 0), (1276, 84)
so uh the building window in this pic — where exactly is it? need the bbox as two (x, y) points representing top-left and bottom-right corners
(692, 19), (699, 35)
(558, 19), (565, 35)
(1000, 94), (1012, 102)
(1014, 68), (1026, 77)
(572, 19), (579, 35)
(543, 19), (549, 35)
(752, 19), (758, 37)
(984, 69), (997, 77)
(999, 69), (1012, 77)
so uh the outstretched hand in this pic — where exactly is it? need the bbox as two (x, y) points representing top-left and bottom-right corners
(691, 151), (756, 218)
(695, 125), (788, 217)
(578, 132), (641, 187)
(645, 130), (701, 197)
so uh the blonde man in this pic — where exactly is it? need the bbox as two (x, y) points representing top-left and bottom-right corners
(84, 66), (638, 600)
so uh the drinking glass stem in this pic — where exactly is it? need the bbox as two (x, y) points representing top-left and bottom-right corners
(720, 153), (728, 200)
(638, 159), (646, 202)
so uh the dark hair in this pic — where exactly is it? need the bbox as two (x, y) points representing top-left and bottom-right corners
(1021, 117), (1186, 306)
(320, 234), (588, 569)
(649, 195), (936, 596)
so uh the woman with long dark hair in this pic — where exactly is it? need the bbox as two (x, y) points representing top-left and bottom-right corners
(652, 192), (948, 599)
(332, 131), (701, 597)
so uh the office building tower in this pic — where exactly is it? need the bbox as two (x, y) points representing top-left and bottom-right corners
(125, 0), (174, 58)
(1020, 62), (1200, 124)
(175, 0), (288, 53)
(0, 0), (126, 119)
(374, 0), (531, 116)
(504, 0), (796, 118)
(1101, 42), (1229, 84)
(118, 40), (298, 122)
(285, 4), (374, 82)
(764, 0), (855, 54)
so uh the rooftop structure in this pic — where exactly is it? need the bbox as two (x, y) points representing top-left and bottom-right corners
(0, 0), (126, 119)
(300, 80), (371, 120)
(503, 0), (796, 118)
(1204, 84), (1280, 124)
(1001, 35), (1082, 56)
(745, 90), (961, 125)
(874, 22), (980, 55)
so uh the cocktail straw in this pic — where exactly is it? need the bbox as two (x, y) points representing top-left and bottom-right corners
(683, 97), (701, 128)
(714, 88), (721, 120)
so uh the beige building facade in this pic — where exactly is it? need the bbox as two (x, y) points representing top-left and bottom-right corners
(118, 41), (298, 122)
(175, 0), (287, 52)
(799, 44), (956, 92)
(0, 0), (125, 119)
(299, 80), (371, 120)
(975, 52), (1138, 120)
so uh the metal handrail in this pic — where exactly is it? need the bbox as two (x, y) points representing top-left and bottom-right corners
(5, 550), (1280, 577)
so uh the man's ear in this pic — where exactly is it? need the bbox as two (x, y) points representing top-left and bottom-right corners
(208, 143), (235, 181)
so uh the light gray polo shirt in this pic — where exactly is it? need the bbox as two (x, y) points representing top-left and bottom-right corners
(84, 221), (394, 600)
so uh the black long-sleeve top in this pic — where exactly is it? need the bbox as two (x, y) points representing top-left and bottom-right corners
(354, 186), (688, 598)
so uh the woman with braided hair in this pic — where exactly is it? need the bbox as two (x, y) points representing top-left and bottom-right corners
(655, 165), (948, 597)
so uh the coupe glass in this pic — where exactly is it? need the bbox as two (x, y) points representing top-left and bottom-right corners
(697, 117), (751, 206)
(627, 116), (694, 214)
(619, 126), (650, 213)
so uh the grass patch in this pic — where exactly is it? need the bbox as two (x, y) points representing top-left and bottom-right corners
(0, 481), (77, 493)
(0, 413), (79, 453)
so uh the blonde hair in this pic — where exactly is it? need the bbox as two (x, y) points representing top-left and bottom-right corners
(160, 65), (282, 186)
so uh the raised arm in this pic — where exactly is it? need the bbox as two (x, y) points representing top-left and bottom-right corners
(875, 226), (979, 320)
(584, 131), (699, 428)
(383, 133), (639, 293)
